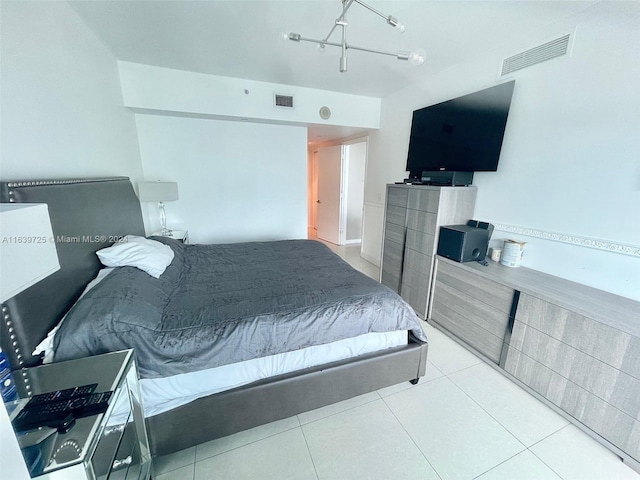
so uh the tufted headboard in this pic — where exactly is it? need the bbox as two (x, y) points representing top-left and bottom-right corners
(0, 177), (145, 376)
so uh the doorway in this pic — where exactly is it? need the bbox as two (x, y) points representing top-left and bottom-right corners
(308, 138), (367, 246)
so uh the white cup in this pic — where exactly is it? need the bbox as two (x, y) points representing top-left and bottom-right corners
(490, 248), (502, 262)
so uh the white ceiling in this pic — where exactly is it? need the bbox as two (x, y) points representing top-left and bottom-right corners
(69, 0), (598, 142)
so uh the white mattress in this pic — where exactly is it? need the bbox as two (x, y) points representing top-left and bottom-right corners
(139, 330), (407, 418)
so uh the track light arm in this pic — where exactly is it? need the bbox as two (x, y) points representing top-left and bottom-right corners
(352, 0), (405, 32)
(292, 35), (403, 59)
(284, 0), (423, 72)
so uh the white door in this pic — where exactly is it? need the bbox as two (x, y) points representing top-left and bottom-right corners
(316, 145), (343, 245)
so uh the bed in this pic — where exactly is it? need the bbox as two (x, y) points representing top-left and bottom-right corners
(0, 177), (428, 457)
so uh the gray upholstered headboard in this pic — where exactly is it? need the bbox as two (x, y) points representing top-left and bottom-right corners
(0, 177), (145, 373)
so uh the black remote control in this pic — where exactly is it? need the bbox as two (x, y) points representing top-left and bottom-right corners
(13, 391), (113, 432)
(26, 384), (98, 407)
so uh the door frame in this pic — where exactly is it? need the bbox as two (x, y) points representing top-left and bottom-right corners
(308, 135), (369, 246)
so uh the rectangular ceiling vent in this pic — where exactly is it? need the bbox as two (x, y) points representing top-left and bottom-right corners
(274, 94), (294, 108)
(501, 33), (571, 76)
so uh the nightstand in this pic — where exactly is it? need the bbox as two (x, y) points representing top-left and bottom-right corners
(150, 230), (189, 244)
(11, 350), (151, 480)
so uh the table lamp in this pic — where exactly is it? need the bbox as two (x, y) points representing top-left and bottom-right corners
(137, 182), (179, 235)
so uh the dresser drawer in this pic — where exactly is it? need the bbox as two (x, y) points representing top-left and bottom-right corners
(400, 282), (428, 319)
(436, 261), (514, 314)
(509, 320), (640, 420)
(381, 268), (402, 294)
(382, 238), (404, 270)
(381, 238), (404, 293)
(405, 229), (435, 256)
(386, 205), (407, 226)
(431, 282), (508, 363)
(432, 281), (511, 339)
(408, 189), (440, 213)
(384, 221), (406, 245)
(515, 293), (640, 378)
(406, 209), (437, 235)
(401, 249), (433, 316)
(387, 187), (409, 207)
(505, 348), (640, 463)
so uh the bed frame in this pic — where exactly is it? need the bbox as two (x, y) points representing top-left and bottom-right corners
(0, 177), (428, 457)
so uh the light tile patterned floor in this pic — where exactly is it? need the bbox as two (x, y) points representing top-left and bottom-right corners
(152, 246), (640, 480)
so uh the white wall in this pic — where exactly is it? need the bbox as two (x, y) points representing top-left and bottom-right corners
(0, 2), (143, 475)
(364, 2), (640, 300)
(118, 61), (380, 244)
(0, 1), (142, 182)
(119, 61), (380, 130)
(135, 114), (308, 244)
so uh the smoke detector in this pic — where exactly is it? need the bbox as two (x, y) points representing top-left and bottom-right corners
(319, 106), (331, 120)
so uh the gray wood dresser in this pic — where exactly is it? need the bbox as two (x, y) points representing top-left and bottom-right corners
(380, 184), (477, 318)
(429, 255), (640, 471)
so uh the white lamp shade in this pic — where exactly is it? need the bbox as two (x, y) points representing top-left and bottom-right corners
(0, 204), (61, 303)
(138, 182), (179, 202)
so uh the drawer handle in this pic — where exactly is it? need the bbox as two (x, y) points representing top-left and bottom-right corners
(104, 424), (126, 436)
(112, 455), (133, 470)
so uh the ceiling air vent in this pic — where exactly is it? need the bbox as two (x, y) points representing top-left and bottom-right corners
(501, 33), (571, 76)
(274, 94), (294, 108)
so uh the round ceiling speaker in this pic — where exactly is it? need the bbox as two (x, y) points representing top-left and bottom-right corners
(319, 106), (331, 120)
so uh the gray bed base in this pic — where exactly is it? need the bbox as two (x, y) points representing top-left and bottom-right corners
(148, 333), (427, 456)
(0, 177), (428, 458)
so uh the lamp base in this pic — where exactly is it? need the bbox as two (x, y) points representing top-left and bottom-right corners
(158, 202), (172, 237)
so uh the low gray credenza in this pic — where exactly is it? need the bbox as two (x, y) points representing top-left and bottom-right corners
(429, 255), (640, 471)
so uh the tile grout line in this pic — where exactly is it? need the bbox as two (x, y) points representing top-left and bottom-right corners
(297, 393), (382, 428)
(444, 366), (528, 451)
(152, 448), (197, 477)
(299, 425), (321, 480)
(470, 450), (528, 480)
(444, 346), (636, 476)
(525, 424), (576, 480)
(527, 447), (569, 480)
(432, 371), (531, 479)
(380, 391), (444, 480)
(441, 361), (583, 480)
(193, 421), (302, 464)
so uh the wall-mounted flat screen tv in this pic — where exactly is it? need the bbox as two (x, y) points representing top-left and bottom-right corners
(406, 80), (515, 177)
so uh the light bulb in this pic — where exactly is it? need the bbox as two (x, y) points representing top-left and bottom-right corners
(387, 16), (405, 33)
(279, 32), (301, 42)
(409, 48), (426, 66)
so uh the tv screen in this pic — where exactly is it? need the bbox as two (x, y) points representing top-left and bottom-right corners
(406, 81), (515, 176)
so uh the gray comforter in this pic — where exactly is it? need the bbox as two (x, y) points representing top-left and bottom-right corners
(53, 239), (426, 379)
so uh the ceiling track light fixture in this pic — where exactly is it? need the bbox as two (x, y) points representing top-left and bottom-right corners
(283, 0), (425, 73)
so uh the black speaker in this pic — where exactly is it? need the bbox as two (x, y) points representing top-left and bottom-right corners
(437, 224), (490, 262)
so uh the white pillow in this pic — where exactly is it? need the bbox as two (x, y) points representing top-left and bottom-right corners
(96, 235), (174, 278)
